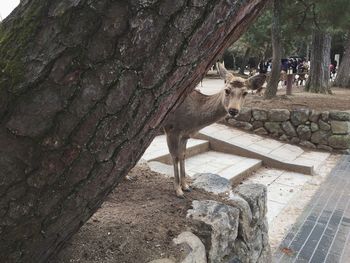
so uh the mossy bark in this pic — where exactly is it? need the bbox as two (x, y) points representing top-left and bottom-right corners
(0, 0), (268, 262)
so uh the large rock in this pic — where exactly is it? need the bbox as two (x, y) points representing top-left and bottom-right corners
(318, 144), (333, 151)
(328, 135), (350, 149)
(232, 184), (267, 223)
(192, 173), (231, 194)
(319, 119), (331, 131)
(309, 110), (321, 123)
(296, 125), (311, 140)
(252, 109), (268, 121)
(268, 109), (290, 122)
(330, 121), (350, 135)
(321, 111), (330, 121)
(230, 184), (271, 263)
(329, 111), (350, 121)
(264, 122), (282, 135)
(291, 109), (310, 126)
(311, 130), (330, 145)
(252, 120), (264, 129)
(281, 121), (297, 137)
(300, 140), (316, 149)
(310, 122), (319, 132)
(227, 119), (253, 131)
(254, 127), (268, 135)
(187, 200), (239, 262)
(236, 108), (252, 122)
(173, 232), (207, 263)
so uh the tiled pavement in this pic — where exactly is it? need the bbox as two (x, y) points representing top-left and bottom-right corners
(274, 155), (350, 263)
(198, 124), (330, 172)
(142, 123), (334, 225)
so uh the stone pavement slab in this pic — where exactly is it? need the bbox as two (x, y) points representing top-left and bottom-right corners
(197, 123), (330, 174)
(273, 155), (350, 263)
(243, 166), (314, 224)
(148, 151), (261, 185)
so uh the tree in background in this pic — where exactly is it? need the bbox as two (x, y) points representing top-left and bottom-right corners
(227, 9), (272, 72)
(334, 33), (350, 87)
(264, 0), (282, 99)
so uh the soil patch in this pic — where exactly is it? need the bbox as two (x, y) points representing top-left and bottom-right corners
(52, 164), (229, 263)
(245, 86), (350, 111)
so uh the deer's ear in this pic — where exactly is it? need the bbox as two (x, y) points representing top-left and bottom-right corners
(246, 74), (266, 90)
(216, 62), (234, 82)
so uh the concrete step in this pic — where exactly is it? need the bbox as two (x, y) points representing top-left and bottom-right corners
(194, 124), (330, 175)
(148, 151), (262, 186)
(142, 135), (209, 164)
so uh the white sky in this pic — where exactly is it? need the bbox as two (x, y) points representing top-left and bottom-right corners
(0, 0), (20, 20)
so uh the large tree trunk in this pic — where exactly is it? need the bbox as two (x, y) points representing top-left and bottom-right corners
(264, 0), (282, 99)
(305, 30), (332, 93)
(333, 34), (350, 88)
(0, 0), (267, 262)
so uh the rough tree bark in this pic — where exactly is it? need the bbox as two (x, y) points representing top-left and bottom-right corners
(305, 30), (332, 93)
(333, 34), (350, 88)
(0, 0), (268, 262)
(264, 0), (282, 99)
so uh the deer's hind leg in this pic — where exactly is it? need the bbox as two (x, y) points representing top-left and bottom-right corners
(165, 132), (184, 198)
(179, 137), (191, 192)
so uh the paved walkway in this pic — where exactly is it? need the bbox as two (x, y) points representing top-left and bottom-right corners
(141, 123), (333, 226)
(274, 155), (350, 263)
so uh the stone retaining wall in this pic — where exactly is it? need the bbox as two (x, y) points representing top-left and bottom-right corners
(150, 178), (271, 263)
(225, 108), (350, 153)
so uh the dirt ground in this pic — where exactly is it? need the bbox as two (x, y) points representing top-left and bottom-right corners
(52, 164), (229, 263)
(246, 86), (350, 111)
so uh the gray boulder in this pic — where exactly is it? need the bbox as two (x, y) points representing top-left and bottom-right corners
(321, 111), (330, 121)
(330, 121), (350, 135)
(300, 140), (316, 149)
(311, 130), (330, 145)
(291, 109), (310, 126)
(282, 121), (297, 137)
(319, 119), (331, 131)
(187, 200), (239, 262)
(296, 125), (311, 140)
(310, 122), (319, 132)
(192, 173), (231, 194)
(268, 109), (290, 122)
(309, 110), (321, 123)
(328, 135), (350, 149)
(236, 108), (252, 122)
(264, 122), (282, 135)
(329, 111), (350, 121)
(254, 127), (268, 135)
(252, 109), (268, 121)
(173, 231), (207, 263)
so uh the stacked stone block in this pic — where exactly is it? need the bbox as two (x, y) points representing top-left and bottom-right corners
(225, 108), (350, 153)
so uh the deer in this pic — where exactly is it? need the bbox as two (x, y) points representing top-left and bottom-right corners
(163, 63), (266, 198)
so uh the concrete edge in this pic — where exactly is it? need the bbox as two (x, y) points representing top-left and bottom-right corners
(230, 160), (263, 186)
(149, 141), (210, 165)
(194, 133), (315, 175)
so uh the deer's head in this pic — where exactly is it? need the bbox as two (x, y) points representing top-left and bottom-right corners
(217, 62), (265, 118)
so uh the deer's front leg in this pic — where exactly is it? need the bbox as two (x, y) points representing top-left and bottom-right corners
(179, 138), (191, 192)
(171, 157), (184, 198)
(179, 158), (191, 192)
